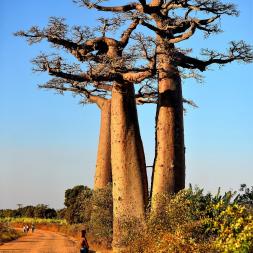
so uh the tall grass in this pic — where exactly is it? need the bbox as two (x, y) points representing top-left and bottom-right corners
(0, 217), (67, 225)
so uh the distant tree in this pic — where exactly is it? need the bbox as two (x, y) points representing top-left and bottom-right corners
(20, 205), (35, 218)
(32, 204), (57, 219)
(0, 209), (15, 218)
(0, 205), (57, 219)
(64, 185), (93, 224)
(235, 184), (253, 206)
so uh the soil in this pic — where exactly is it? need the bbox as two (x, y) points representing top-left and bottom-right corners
(0, 229), (81, 253)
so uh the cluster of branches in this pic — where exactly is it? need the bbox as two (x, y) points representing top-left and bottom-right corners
(73, 0), (252, 70)
(14, 0), (253, 113)
(15, 16), (160, 104)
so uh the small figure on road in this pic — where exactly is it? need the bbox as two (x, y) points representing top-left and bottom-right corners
(80, 229), (89, 253)
(31, 224), (35, 233)
(23, 225), (26, 233)
(25, 225), (29, 233)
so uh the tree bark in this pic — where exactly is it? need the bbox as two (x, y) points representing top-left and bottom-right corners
(111, 82), (148, 252)
(151, 36), (185, 210)
(94, 100), (112, 189)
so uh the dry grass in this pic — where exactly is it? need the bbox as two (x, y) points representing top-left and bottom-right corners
(0, 223), (22, 244)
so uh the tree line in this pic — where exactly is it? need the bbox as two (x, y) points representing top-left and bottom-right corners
(15, 0), (252, 251)
(0, 204), (57, 219)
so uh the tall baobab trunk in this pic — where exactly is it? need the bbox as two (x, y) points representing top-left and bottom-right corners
(151, 36), (185, 210)
(94, 100), (112, 189)
(111, 82), (148, 252)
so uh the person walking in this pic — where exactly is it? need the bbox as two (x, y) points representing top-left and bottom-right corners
(80, 230), (89, 253)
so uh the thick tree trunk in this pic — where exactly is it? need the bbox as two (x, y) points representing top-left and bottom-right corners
(94, 100), (112, 189)
(151, 38), (185, 210)
(111, 82), (148, 252)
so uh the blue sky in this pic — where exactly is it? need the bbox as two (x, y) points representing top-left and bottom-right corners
(0, 0), (252, 209)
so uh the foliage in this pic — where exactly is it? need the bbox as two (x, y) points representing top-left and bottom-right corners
(2, 184), (252, 251)
(0, 223), (22, 243)
(0, 204), (57, 219)
(64, 185), (93, 224)
(128, 186), (253, 253)
(235, 184), (253, 206)
(205, 202), (253, 252)
(88, 184), (113, 247)
(62, 184), (113, 247)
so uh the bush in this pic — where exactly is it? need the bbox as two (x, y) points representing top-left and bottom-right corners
(129, 189), (215, 253)
(64, 185), (93, 224)
(205, 203), (253, 252)
(61, 184), (113, 248)
(0, 223), (22, 243)
(88, 183), (113, 247)
(128, 187), (253, 253)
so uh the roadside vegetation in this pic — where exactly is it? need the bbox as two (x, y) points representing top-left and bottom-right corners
(1, 184), (252, 252)
(129, 184), (253, 253)
(0, 223), (22, 244)
(60, 184), (252, 252)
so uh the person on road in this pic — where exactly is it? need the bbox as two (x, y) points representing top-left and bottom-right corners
(80, 229), (89, 253)
(31, 224), (35, 233)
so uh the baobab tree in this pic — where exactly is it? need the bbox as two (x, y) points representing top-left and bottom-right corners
(41, 78), (156, 191)
(78, 0), (253, 210)
(15, 15), (156, 251)
(41, 78), (113, 190)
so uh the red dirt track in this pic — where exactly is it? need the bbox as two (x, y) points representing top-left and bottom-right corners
(0, 229), (79, 253)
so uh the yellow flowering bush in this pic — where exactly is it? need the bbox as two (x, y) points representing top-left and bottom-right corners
(128, 186), (253, 253)
(206, 203), (253, 252)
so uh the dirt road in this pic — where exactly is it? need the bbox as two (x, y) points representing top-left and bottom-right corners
(0, 229), (80, 253)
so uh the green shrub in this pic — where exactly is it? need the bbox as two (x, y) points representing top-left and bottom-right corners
(88, 183), (113, 247)
(0, 223), (22, 243)
(129, 189), (215, 253)
(129, 187), (253, 253)
(64, 185), (93, 224)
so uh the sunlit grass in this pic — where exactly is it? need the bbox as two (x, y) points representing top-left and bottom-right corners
(0, 217), (67, 225)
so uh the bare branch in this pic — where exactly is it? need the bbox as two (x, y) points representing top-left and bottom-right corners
(169, 15), (220, 35)
(169, 22), (197, 43)
(122, 50), (157, 82)
(165, 0), (239, 16)
(135, 80), (158, 104)
(183, 98), (198, 108)
(175, 41), (253, 71)
(39, 77), (109, 107)
(120, 19), (140, 47)
(95, 16), (125, 37)
(93, 81), (112, 92)
(140, 20), (165, 36)
(75, 0), (139, 12)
